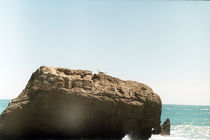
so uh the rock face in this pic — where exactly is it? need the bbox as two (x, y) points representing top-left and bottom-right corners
(161, 118), (170, 135)
(0, 66), (162, 139)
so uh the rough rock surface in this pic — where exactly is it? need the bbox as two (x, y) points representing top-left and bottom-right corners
(0, 66), (162, 139)
(161, 118), (170, 135)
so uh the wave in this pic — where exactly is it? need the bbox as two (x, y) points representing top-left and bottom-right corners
(122, 125), (210, 140)
(200, 108), (210, 111)
(149, 135), (207, 140)
(149, 125), (210, 140)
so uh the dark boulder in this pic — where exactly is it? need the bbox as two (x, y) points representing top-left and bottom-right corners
(161, 118), (170, 135)
(0, 66), (162, 139)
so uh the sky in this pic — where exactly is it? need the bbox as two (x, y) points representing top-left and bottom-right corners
(0, 0), (209, 105)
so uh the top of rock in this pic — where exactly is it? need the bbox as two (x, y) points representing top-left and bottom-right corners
(11, 65), (158, 109)
(33, 66), (155, 98)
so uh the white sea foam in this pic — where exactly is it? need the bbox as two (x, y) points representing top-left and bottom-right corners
(200, 108), (210, 111)
(165, 108), (173, 110)
(122, 125), (210, 140)
(149, 125), (210, 140)
(149, 135), (207, 140)
(122, 134), (131, 140)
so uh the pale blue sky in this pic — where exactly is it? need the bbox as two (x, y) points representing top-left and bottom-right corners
(0, 0), (209, 105)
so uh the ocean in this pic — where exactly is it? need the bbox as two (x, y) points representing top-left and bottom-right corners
(149, 104), (210, 140)
(0, 100), (210, 140)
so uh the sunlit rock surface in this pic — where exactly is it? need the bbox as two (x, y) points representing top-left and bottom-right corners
(0, 66), (162, 139)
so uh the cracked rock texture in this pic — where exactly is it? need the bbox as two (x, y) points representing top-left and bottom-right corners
(0, 66), (162, 139)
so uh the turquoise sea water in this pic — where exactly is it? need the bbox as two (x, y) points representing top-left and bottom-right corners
(0, 99), (10, 114)
(0, 100), (210, 140)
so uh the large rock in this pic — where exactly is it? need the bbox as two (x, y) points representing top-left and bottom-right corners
(0, 66), (162, 139)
